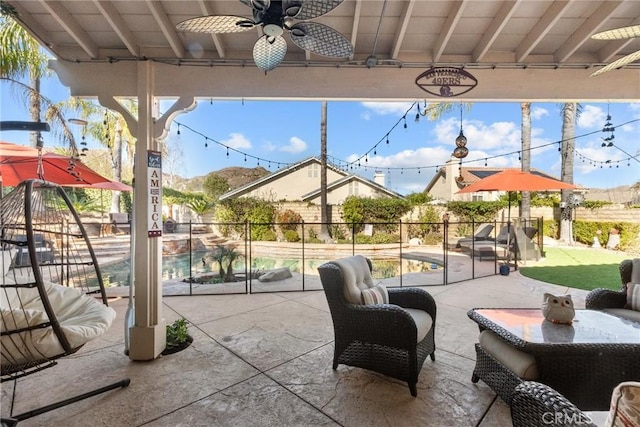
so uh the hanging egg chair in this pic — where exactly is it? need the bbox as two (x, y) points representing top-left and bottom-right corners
(1, 179), (129, 426)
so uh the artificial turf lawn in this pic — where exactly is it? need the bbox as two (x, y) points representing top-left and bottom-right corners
(519, 247), (630, 291)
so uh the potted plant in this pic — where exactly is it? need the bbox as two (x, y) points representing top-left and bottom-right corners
(162, 318), (193, 355)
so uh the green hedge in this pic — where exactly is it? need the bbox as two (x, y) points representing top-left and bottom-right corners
(542, 220), (640, 252)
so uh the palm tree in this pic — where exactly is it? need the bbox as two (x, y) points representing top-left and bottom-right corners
(1, 8), (48, 147)
(1, 8), (78, 152)
(520, 103), (531, 220)
(55, 97), (136, 212)
(319, 101), (330, 242)
(559, 103), (577, 244)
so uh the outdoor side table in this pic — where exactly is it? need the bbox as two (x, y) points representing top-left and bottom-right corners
(468, 308), (640, 410)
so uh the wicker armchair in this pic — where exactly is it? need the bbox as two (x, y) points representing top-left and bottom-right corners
(511, 382), (598, 427)
(585, 259), (633, 310)
(317, 256), (437, 397)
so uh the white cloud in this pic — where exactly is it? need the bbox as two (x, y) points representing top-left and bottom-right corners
(279, 136), (307, 154)
(531, 107), (549, 120)
(433, 117), (521, 150)
(361, 101), (415, 116)
(222, 133), (252, 149)
(577, 105), (606, 129)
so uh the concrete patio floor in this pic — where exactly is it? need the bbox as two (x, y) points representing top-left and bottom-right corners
(1, 270), (590, 427)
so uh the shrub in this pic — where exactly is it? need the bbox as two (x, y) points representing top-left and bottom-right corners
(277, 209), (302, 232)
(422, 232), (443, 245)
(406, 205), (441, 238)
(253, 228), (277, 241)
(283, 229), (300, 242)
(354, 233), (400, 244)
(446, 201), (503, 223)
(341, 196), (411, 233)
(329, 224), (347, 240)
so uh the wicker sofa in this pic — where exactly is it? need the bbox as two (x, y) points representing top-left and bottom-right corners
(317, 255), (436, 397)
(586, 259), (640, 323)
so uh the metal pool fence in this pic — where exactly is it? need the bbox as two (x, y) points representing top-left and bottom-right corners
(95, 217), (543, 297)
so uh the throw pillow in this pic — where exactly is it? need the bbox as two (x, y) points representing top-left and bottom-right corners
(361, 284), (389, 305)
(604, 381), (640, 427)
(626, 283), (640, 311)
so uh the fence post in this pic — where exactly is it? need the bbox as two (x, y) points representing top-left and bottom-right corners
(351, 222), (355, 255)
(301, 220), (305, 291)
(246, 220), (250, 294)
(188, 221), (193, 296)
(399, 220), (403, 288)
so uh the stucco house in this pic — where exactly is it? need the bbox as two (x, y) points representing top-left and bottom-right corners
(219, 157), (404, 203)
(424, 158), (569, 202)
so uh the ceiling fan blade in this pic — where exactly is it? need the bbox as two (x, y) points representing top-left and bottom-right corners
(591, 25), (640, 40)
(591, 49), (640, 77)
(292, 0), (344, 20)
(176, 15), (255, 33)
(253, 35), (287, 71)
(289, 22), (353, 57)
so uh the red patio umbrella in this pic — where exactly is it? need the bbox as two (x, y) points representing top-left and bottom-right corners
(457, 169), (577, 194)
(457, 169), (577, 241)
(0, 141), (125, 189)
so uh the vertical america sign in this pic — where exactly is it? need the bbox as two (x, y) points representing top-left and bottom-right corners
(147, 150), (162, 237)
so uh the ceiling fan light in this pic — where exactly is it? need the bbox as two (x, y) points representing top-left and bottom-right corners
(263, 23), (283, 37)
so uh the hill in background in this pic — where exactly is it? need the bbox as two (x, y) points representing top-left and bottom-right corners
(165, 166), (270, 193)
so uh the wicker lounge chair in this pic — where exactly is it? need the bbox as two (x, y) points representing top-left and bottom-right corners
(317, 255), (437, 397)
(455, 224), (495, 248)
(586, 259), (640, 322)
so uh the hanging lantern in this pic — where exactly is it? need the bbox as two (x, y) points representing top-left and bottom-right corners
(453, 146), (469, 159)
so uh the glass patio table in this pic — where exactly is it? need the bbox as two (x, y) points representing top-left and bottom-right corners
(468, 308), (640, 410)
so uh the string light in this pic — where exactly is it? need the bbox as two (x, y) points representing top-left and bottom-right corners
(172, 113), (639, 178)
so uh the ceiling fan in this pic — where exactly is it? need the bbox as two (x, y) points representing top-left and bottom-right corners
(590, 24), (640, 77)
(176, 0), (353, 72)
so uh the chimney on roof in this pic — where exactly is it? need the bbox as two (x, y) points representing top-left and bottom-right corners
(374, 171), (385, 187)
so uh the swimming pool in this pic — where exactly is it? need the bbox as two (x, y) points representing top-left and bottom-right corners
(98, 251), (442, 287)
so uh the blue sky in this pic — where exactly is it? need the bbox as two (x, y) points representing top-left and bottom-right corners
(2, 75), (639, 195)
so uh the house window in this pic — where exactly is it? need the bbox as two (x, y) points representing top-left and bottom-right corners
(308, 163), (319, 178)
(472, 195), (483, 201)
(349, 181), (359, 196)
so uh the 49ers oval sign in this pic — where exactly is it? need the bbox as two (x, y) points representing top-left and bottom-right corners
(415, 67), (478, 97)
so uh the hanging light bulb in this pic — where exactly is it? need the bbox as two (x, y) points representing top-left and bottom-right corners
(177, 124), (181, 135)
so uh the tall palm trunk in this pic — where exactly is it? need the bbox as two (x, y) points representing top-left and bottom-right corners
(520, 102), (531, 220)
(319, 101), (330, 242)
(111, 122), (123, 212)
(559, 103), (576, 244)
(28, 73), (41, 147)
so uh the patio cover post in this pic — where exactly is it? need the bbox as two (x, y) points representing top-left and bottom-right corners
(129, 61), (166, 360)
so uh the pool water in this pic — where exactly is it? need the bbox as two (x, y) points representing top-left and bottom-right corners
(99, 251), (442, 287)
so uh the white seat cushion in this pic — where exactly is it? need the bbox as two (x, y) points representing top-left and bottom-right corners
(479, 330), (539, 380)
(405, 308), (433, 342)
(1, 281), (116, 366)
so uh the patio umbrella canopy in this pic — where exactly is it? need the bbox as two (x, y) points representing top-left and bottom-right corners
(456, 169), (577, 247)
(0, 141), (127, 189)
(457, 169), (577, 194)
